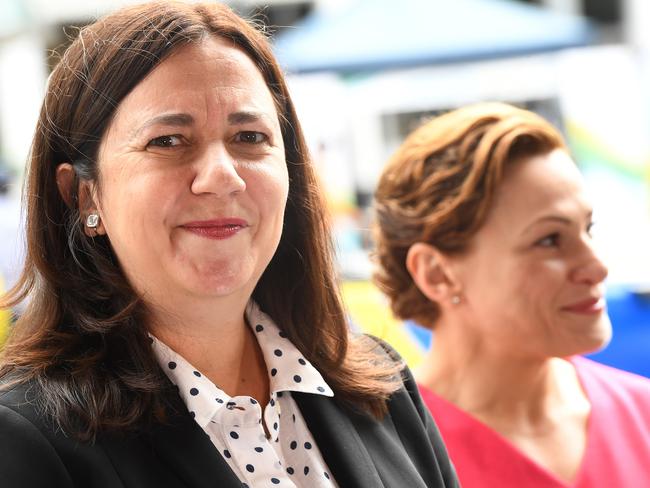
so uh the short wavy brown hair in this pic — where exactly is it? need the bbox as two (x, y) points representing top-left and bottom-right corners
(373, 102), (567, 329)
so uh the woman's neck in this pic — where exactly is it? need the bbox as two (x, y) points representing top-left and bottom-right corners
(417, 322), (589, 434)
(146, 296), (270, 402)
(418, 318), (592, 484)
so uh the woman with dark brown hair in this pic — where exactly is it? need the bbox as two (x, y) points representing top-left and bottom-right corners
(0, 2), (458, 487)
(373, 102), (650, 488)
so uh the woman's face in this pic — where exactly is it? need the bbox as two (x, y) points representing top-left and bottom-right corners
(93, 37), (288, 312)
(450, 149), (611, 358)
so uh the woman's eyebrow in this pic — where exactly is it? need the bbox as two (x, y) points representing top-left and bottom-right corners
(520, 210), (593, 236)
(227, 111), (266, 125)
(128, 111), (270, 141)
(129, 113), (195, 140)
(522, 216), (571, 235)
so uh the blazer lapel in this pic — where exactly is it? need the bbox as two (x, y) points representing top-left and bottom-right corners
(148, 407), (242, 488)
(294, 392), (384, 488)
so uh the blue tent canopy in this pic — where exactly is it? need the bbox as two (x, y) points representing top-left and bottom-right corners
(273, 0), (595, 73)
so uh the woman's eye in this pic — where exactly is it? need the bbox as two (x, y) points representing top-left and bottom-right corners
(536, 233), (560, 248)
(147, 135), (183, 148)
(586, 221), (595, 236)
(234, 131), (267, 144)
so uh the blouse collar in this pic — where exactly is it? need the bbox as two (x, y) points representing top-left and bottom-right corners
(149, 301), (333, 434)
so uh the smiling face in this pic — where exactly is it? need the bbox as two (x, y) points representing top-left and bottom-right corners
(449, 149), (611, 359)
(92, 37), (288, 314)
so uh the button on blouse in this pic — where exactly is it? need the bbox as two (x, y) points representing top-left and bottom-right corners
(150, 301), (338, 487)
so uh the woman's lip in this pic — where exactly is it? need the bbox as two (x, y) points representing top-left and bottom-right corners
(562, 297), (605, 314)
(181, 218), (248, 240)
(182, 218), (248, 228)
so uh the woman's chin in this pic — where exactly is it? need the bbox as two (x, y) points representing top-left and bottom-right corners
(178, 264), (259, 300)
(561, 316), (613, 357)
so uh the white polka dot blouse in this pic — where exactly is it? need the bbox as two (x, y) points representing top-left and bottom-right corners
(150, 301), (338, 487)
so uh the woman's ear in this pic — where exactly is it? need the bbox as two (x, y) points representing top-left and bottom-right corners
(56, 163), (76, 208)
(56, 163), (105, 236)
(406, 242), (461, 305)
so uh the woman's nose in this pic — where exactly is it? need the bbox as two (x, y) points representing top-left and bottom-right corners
(571, 240), (608, 286)
(190, 145), (246, 197)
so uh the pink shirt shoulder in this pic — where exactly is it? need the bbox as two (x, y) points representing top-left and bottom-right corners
(419, 357), (650, 488)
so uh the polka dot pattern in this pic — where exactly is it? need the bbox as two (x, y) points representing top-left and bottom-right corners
(149, 301), (336, 487)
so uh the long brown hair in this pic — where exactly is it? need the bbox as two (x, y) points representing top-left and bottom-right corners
(0, 1), (400, 441)
(373, 102), (566, 329)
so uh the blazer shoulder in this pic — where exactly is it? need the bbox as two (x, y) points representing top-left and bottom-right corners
(0, 379), (75, 487)
(362, 333), (405, 363)
(0, 376), (131, 487)
(360, 333), (421, 402)
(0, 376), (46, 426)
(367, 338), (459, 488)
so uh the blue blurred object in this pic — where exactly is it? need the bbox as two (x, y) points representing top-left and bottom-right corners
(404, 286), (650, 378)
(587, 286), (650, 378)
(405, 320), (433, 350)
(274, 0), (595, 73)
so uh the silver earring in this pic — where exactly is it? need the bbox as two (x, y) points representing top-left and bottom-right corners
(86, 213), (100, 229)
(451, 295), (461, 305)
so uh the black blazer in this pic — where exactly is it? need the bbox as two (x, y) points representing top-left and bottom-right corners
(0, 366), (458, 487)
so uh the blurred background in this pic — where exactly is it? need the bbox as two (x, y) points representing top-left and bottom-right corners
(0, 0), (648, 373)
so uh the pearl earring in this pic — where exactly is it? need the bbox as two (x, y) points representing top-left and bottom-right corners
(451, 295), (461, 305)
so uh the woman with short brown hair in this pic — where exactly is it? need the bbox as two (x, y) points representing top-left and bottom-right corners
(374, 102), (650, 488)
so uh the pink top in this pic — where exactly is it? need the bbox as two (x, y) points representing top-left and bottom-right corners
(420, 357), (650, 488)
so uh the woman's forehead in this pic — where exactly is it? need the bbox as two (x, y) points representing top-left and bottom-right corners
(161, 37), (260, 78)
(135, 37), (269, 99)
(107, 37), (278, 134)
(482, 150), (590, 232)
